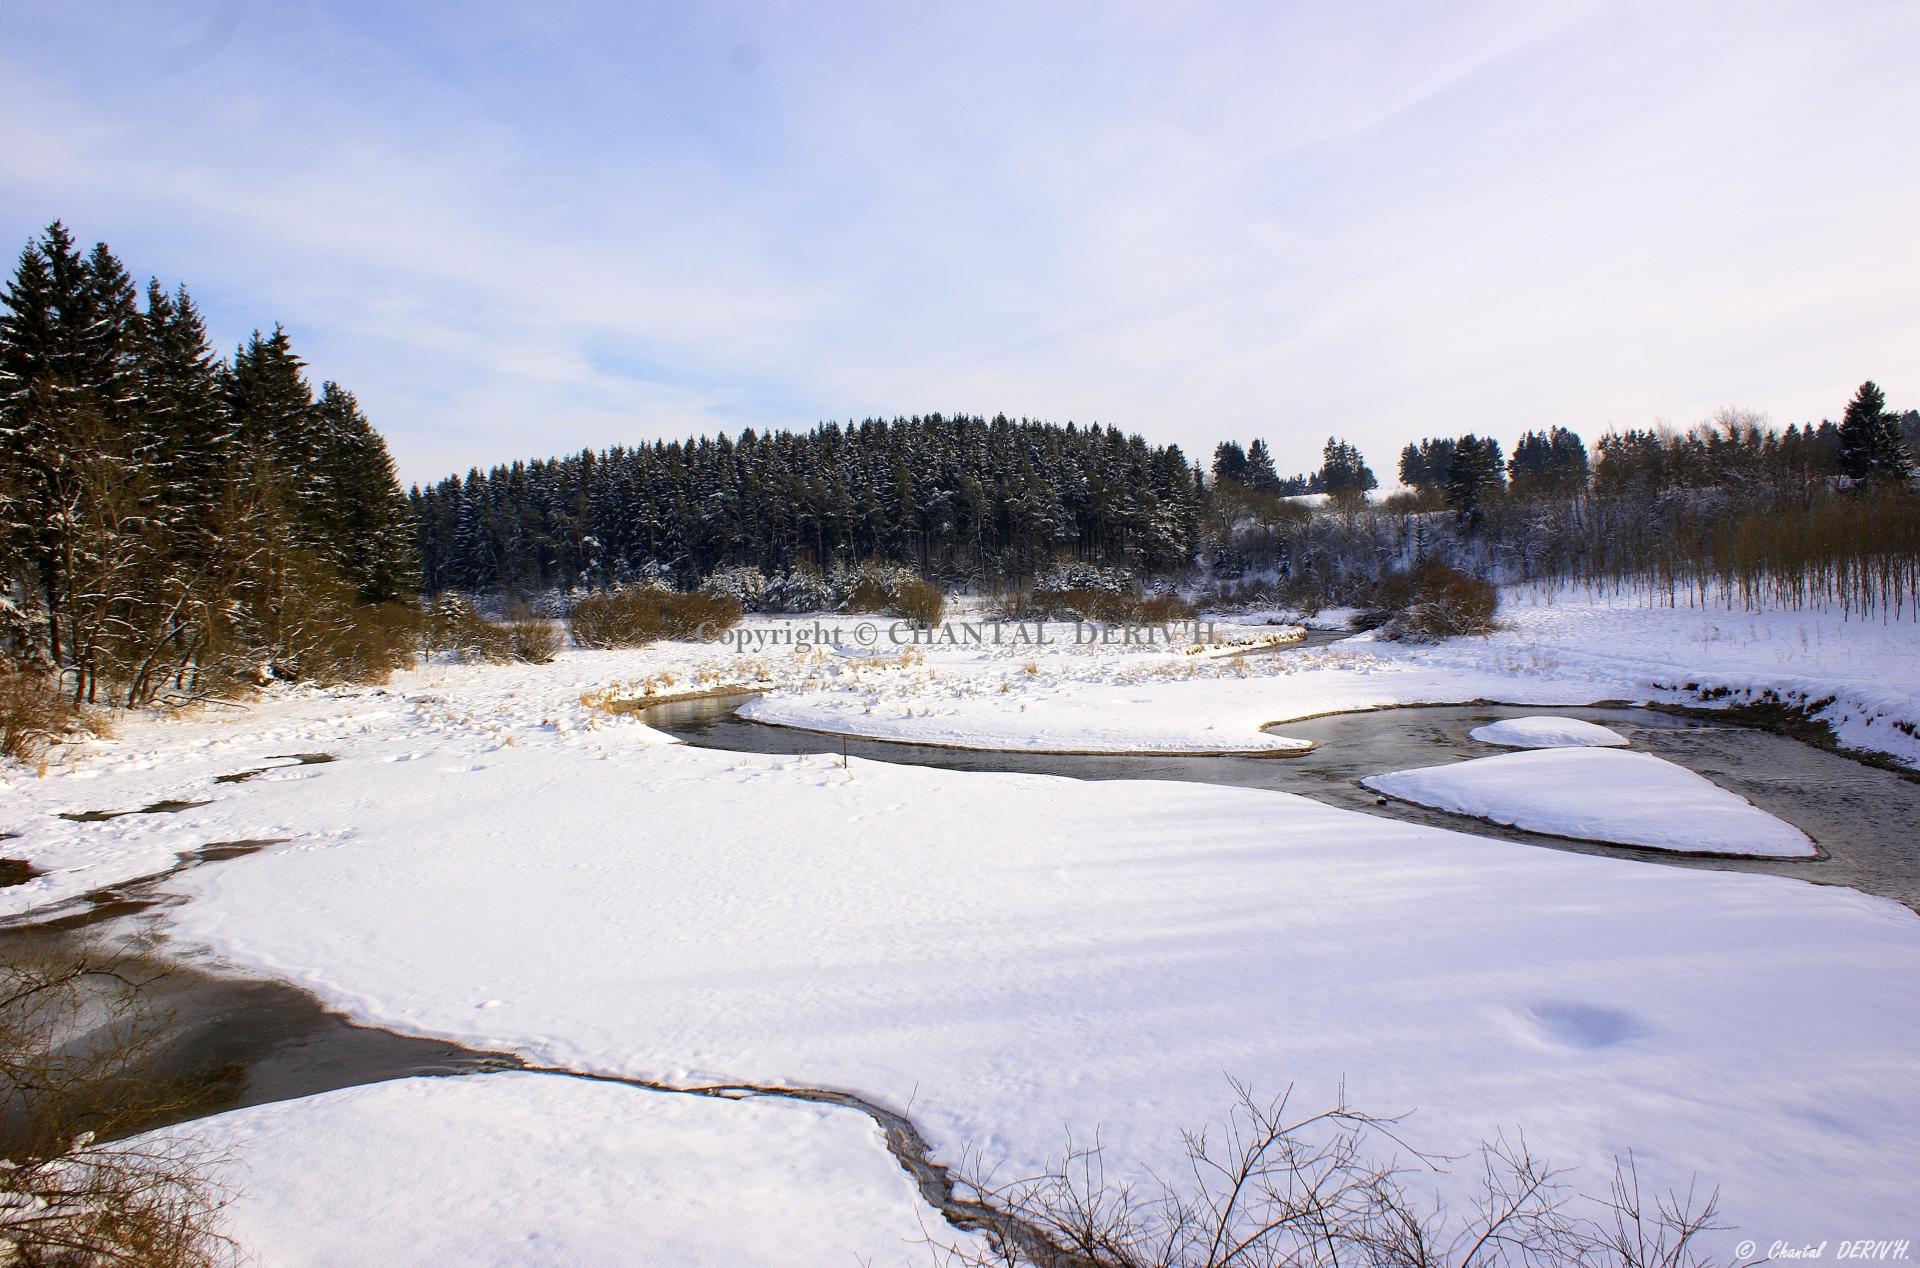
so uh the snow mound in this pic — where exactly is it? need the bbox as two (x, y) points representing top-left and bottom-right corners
(1363, 747), (1814, 856)
(1469, 716), (1629, 749)
(143, 1073), (970, 1266)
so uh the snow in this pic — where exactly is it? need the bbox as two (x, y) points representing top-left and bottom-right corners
(730, 588), (1920, 769)
(1468, 715), (1629, 748)
(140, 1073), (968, 1266)
(1363, 748), (1817, 856)
(3, 589), (1916, 1259)
(118, 737), (1914, 1256)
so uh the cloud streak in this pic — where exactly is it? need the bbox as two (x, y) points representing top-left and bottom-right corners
(1, 0), (1915, 484)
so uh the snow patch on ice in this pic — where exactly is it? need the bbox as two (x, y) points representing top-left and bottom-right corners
(1469, 716), (1629, 749)
(1363, 748), (1816, 856)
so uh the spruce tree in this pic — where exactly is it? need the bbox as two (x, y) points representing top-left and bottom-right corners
(313, 382), (417, 601)
(1243, 439), (1281, 494)
(0, 223), (142, 672)
(1317, 437), (1378, 507)
(1445, 434), (1505, 521)
(1212, 440), (1248, 485)
(138, 282), (231, 532)
(1837, 380), (1913, 482)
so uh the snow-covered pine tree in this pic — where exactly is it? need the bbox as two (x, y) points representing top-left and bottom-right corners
(1838, 380), (1913, 483)
(1212, 440), (1248, 486)
(1243, 438), (1281, 495)
(1445, 433), (1505, 522)
(1317, 437), (1378, 507)
(313, 382), (417, 602)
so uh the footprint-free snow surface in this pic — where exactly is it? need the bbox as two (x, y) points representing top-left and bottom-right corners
(1467, 715), (1630, 749)
(1363, 747), (1815, 856)
(151, 738), (1915, 1255)
(139, 1073), (968, 1267)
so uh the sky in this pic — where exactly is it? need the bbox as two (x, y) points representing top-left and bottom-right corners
(2, 1), (1917, 486)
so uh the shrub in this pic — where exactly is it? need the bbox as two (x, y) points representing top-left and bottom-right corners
(996, 587), (1196, 624)
(937, 1079), (1736, 1268)
(427, 593), (511, 662)
(423, 596), (565, 665)
(302, 601), (427, 683)
(1358, 561), (1499, 641)
(890, 577), (946, 627)
(570, 588), (742, 649)
(2, 944), (237, 1266)
(1034, 562), (1135, 595)
(828, 562), (946, 623)
(504, 619), (564, 664)
(1, 667), (77, 763)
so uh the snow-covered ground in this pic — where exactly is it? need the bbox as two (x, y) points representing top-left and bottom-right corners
(139, 739), (1919, 1256)
(145, 1073), (970, 1266)
(732, 587), (1920, 766)
(1468, 715), (1629, 748)
(1363, 747), (1818, 856)
(2, 587), (1917, 1261)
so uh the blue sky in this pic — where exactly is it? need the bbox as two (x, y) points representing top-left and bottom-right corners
(3, 1), (1916, 485)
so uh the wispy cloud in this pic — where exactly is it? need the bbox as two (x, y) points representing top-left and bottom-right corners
(2, 0), (1915, 483)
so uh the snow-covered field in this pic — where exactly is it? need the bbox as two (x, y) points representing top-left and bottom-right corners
(3, 587), (1918, 1262)
(1363, 747), (1818, 856)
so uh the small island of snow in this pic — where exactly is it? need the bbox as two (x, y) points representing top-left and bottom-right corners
(1468, 716), (1630, 749)
(1362, 747), (1815, 857)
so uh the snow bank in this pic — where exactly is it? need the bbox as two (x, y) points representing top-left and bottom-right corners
(1364, 748), (1816, 856)
(146, 1073), (964, 1266)
(1468, 716), (1629, 748)
(731, 589), (1920, 768)
(151, 740), (1919, 1253)
(736, 650), (1649, 754)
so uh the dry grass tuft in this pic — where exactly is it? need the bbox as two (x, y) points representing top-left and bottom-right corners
(1, 668), (79, 764)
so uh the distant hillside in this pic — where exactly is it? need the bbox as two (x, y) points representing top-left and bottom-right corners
(408, 414), (1206, 593)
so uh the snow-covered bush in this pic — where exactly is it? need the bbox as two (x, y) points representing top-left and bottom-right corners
(828, 562), (911, 611)
(763, 567), (835, 614)
(995, 562), (1194, 623)
(425, 595), (563, 664)
(427, 593), (509, 662)
(826, 562), (946, 625)
(699, 566), (771, 610)
(1034, 562), (1135, 594)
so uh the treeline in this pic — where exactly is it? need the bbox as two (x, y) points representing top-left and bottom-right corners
(0, 222), (416, 705)
(1231, 386), (1920, 620)
(6, 212), (1914, 723)
(410, 416), (1206, 593)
